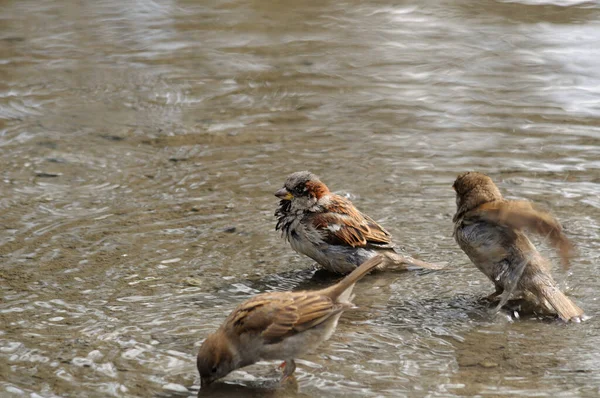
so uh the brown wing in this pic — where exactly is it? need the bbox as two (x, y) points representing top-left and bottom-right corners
(469, 200), (574, 269)
(309, 196), (392, 248)
(226, 291), (344, 344)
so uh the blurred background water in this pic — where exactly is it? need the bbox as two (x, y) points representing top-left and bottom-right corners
(1, 0), (599, 397)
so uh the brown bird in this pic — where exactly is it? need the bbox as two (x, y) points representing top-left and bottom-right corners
(275, 171), (443, 274)
(452, 171), (584, 322)
(197, 255), (383, 387)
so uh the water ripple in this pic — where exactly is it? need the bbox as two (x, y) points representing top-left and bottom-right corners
(1, 0), (599, 397)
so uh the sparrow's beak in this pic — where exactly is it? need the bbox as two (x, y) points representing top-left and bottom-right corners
(275, 187), (293, 200)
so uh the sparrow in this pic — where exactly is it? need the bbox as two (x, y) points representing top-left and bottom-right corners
(197, 255), (383, 387)
(452, 171), (584, 322)
(274, 171), (443, 274)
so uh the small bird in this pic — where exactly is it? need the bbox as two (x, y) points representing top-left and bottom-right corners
(452, 171), (584, 322)
(197, 255), (383, 387)
(274, 171), (442, 274)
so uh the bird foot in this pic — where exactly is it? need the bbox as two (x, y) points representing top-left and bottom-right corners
(485, 289), (503, 302)
(486, 293), (500, 302)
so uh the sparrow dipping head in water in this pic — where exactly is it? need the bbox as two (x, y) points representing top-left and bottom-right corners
(197, 255), (383, 386)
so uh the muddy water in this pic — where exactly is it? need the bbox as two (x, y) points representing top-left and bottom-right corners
(1, 0), (600, 397)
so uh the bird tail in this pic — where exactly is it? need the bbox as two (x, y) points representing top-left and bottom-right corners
(383, 251), (445, 270)
(532, 280), (584, 322)
(324, 255), (383, 301)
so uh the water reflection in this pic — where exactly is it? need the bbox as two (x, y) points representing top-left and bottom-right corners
(196, 377), (304, 398)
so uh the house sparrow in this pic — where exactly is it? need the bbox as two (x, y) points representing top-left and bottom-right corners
(197, 255), (383, 387)
(274, 171), (443, 274)
(452, 171), (584, 322)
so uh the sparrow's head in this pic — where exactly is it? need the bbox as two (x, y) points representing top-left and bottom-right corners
(275, 171), (330, 210)
(197, 331), (237, 387)
(452, 172), (503, 220)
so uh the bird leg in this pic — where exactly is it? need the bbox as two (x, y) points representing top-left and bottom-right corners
(486, 286), (504, 302)
(279, 359), (296, 384)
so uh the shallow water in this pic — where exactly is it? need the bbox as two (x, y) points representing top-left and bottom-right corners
(1, 0), (600, 397)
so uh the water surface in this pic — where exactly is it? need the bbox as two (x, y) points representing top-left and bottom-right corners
(1, 0), (600, 397)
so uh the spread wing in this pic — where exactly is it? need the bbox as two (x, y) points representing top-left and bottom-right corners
(226, 291), (346, 344)
(308, 196), (392, 248)
(466, 200), (574, 269)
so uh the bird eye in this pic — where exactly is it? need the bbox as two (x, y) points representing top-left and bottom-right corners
(211, 365), (218, 373)
(294, 184), (306, 195)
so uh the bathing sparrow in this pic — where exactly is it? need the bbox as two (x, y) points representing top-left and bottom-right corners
(452, 171), (584, 322)
(197, 255), (383, 386)
(274, 171), (443, 274)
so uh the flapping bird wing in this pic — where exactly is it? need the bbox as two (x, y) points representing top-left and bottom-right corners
(467, 200), (574, 269)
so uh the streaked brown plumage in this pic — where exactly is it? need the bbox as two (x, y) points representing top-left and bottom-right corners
(275, 171), (443, 274)
(452, 171), (584, 322)
(197, 255), (383, 386)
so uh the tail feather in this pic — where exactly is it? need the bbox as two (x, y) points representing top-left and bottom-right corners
(534, 283), (584, 322)
(383, 251), (445, 270)
(324, 255), (383, 300)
